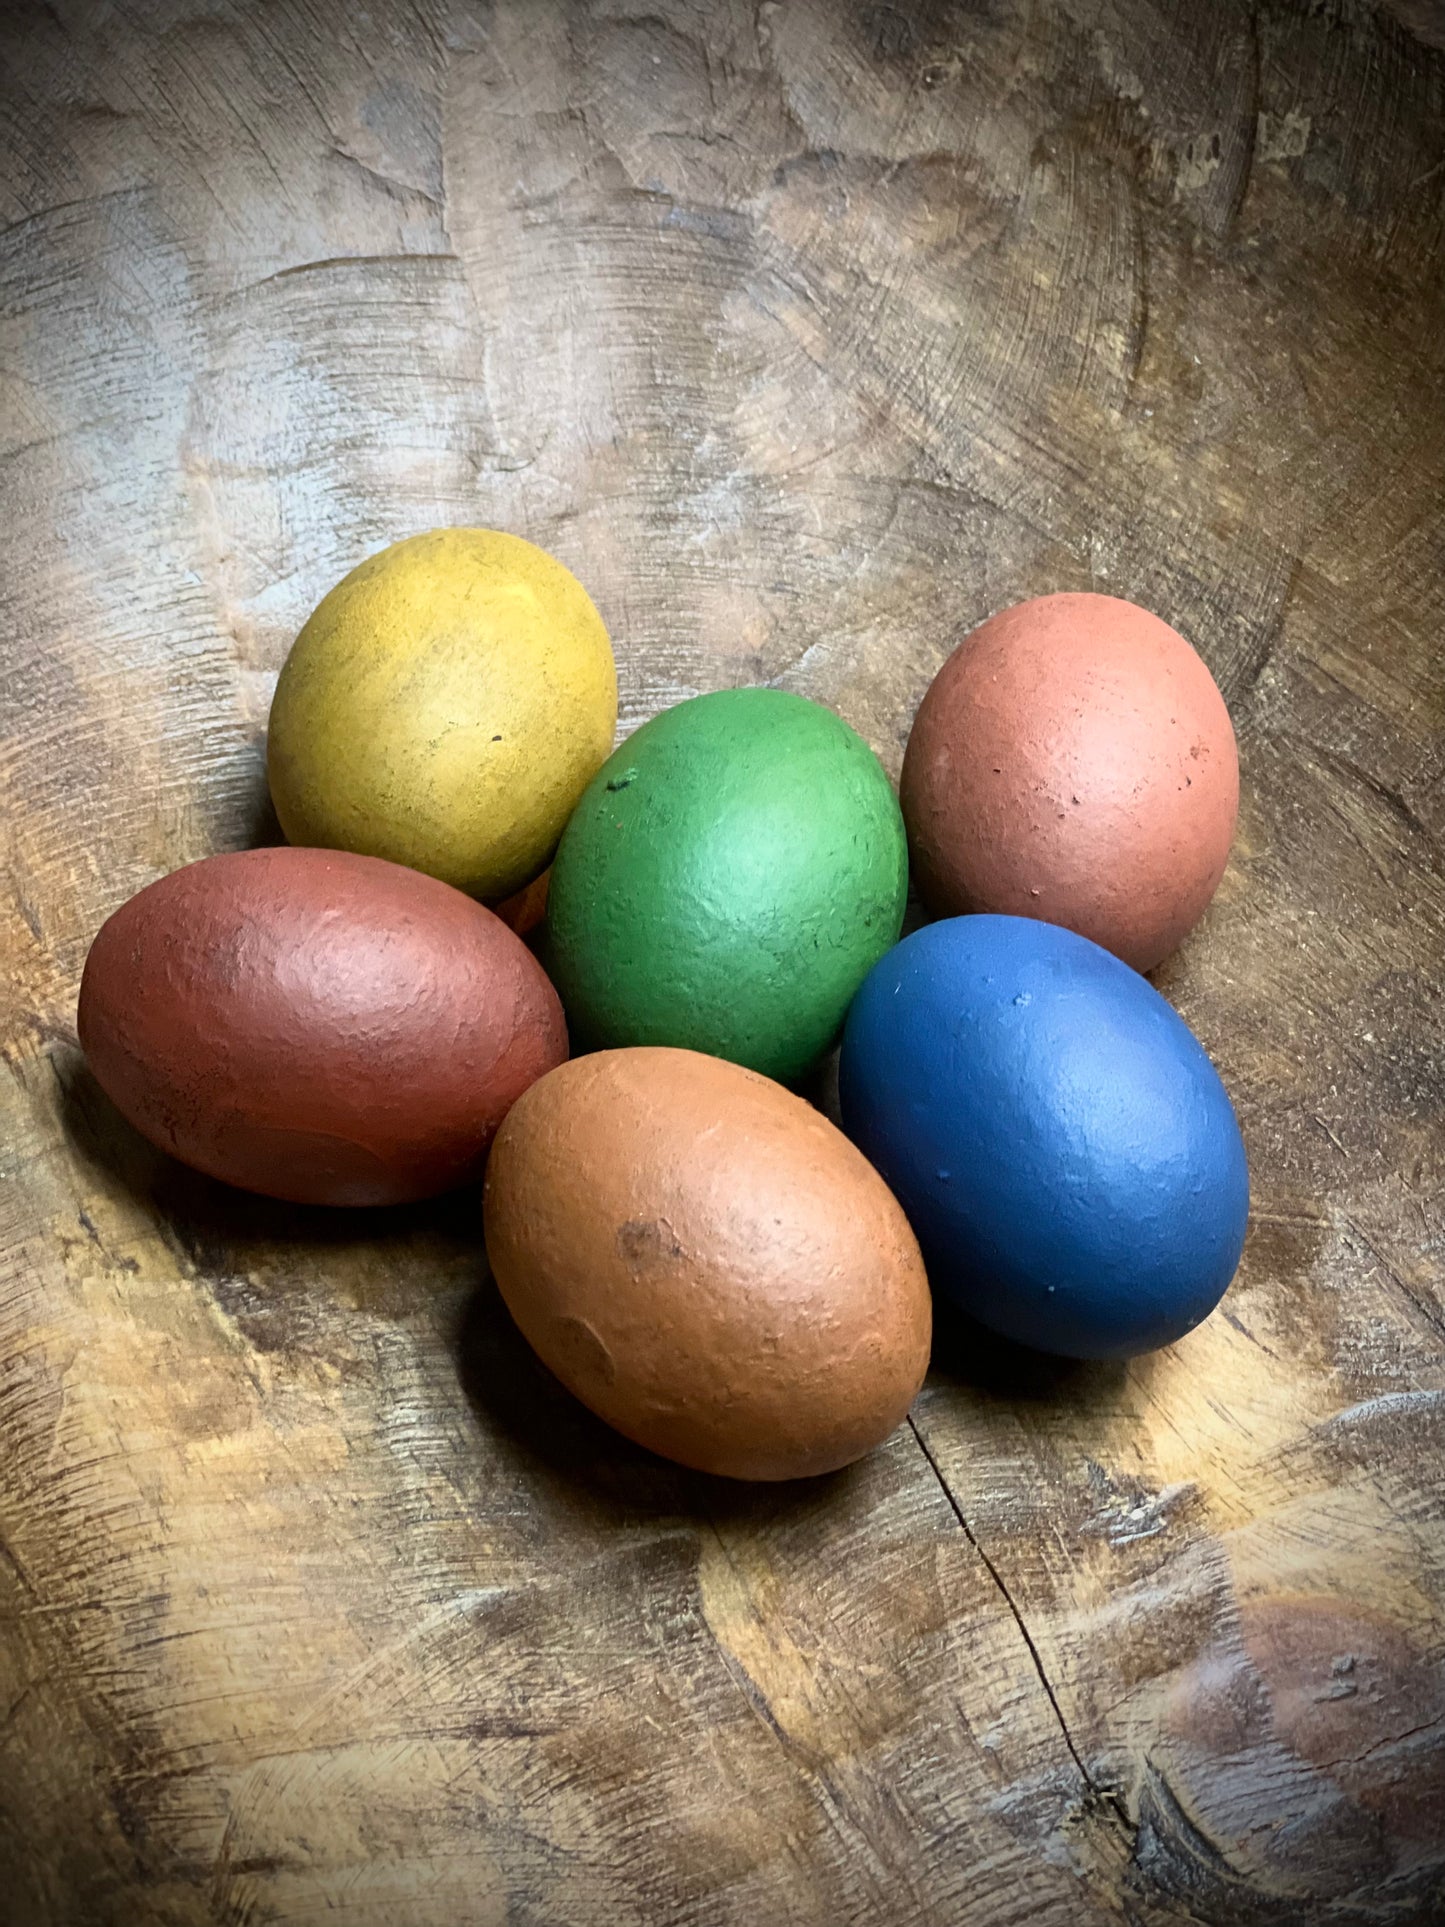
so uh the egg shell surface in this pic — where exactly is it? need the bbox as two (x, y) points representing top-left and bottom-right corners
(546, 688), (908, 1083)
(267, 528), (618, 902)
(483, 1047), (932, 1480)
(838, 915), (1249, 1359)
(900, 592), (1238, 970)
(78, 847), (567, 1206)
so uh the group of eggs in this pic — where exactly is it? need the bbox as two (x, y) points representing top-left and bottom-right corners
(79, 528), (1249, 1482)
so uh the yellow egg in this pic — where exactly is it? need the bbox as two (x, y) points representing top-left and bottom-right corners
(267, 529), (617, 901)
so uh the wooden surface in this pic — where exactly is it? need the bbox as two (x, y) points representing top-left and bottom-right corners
(3, 2), (1444, 1922)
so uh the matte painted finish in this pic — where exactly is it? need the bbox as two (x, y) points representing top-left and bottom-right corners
(839, 916), (1249, 1359)
(484, 1047), (932, 1481)
(268, 528), (618, 902)
(9, 7), (1445, 1920)
(78, 847), (567, 1206)
(546, 689), (908, 1083)
(901, 593), (1239, 971)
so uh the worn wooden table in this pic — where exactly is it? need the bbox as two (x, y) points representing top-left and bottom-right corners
(3, 2), (1443, 1922)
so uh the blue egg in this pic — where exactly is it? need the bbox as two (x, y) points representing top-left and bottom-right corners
(838, 915), (1249, 1359)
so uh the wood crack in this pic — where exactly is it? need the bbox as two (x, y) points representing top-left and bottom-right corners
(1324, 1710), (1445, 1769)
(328, 147), (443, 209)
(1345, 1214), (1445, 1348)
(1301, 738), (1444, 862)
(0, 1532), (38, 1600)
(907, 1414), (1120, 1813)
(236, 252), (461, 296)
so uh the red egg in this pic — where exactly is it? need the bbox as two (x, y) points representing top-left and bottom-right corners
(900, 593), (1239, 970)
(78, 847), (567, 1205)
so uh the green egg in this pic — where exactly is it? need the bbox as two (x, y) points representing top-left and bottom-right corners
(546, 688), (908, 1082)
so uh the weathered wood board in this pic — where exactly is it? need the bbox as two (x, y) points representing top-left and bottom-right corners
(2, 1), (1443, 1922)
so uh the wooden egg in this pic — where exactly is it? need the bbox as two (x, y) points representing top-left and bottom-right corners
(483, 1047), (932, 1480)
(267, 529), (617, 902)
(839, 915), (1250, 1359)
(901, 593), (1239, 971)
(78, 847), (567, 1206)
(546, 688), (908, 1083)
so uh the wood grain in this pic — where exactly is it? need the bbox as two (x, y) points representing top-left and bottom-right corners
(2, 2), (1443, 1922)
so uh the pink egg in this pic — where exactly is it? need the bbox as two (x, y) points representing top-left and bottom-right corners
(901, 593), (1239, 971)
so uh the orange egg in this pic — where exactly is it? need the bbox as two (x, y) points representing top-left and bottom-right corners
(484, 1048), (932, 1480)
